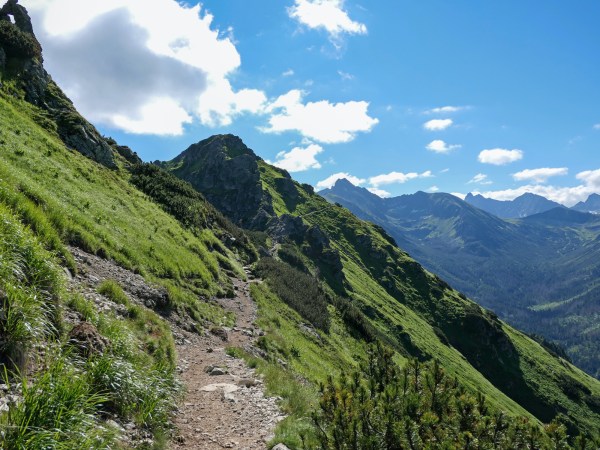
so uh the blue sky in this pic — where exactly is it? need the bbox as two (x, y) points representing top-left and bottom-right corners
(23, 0), (600, 205)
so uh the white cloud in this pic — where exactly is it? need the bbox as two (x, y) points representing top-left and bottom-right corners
(338, 70), (354, 81)
(478, 148), (523, 165)
(23, 0), (266, 134)
(451, 192), (467, 200)
(262, 89), (378, 143)
(425, 106), (465, 114)
(468, 173), (492, 185)
(288, 0), (367, 38)
(577, 168), (600, 188)
(282, 69), (295, 77)
(423, 119), (453, 131)
(268, 143), (323, 172)
(472, 168), (600, 206)
(370, 170), (432, 187)
(512, 167), (568, 183)
(367, 187), (391, 198)
(427, 185), (440, 193)
(111, 97), (192, 135)
(426, 139), (461, 154)
(593, 123), (600, 130)
(316, 172), (365, 190)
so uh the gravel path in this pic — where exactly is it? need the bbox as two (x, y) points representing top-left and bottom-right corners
(172, 276), (284, 449)
(65, 248), (284, 449)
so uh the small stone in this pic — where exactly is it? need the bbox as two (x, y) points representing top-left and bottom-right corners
(237, 378), (258, 388)
(210, 367), (227, 376)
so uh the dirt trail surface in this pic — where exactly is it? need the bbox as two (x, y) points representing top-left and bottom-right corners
(172, 275), (284, 449)
(65, 248), (284, 449)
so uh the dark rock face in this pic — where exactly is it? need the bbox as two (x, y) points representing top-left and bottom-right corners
(114, 144), (142, 165)
(0, 0), (117, 168)
(68, 322), (109, 356)
(0, 0), (35, 35)
(166, 135), (274, 228)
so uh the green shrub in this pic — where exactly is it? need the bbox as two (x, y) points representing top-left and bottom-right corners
(0, 21), (42, 60)
(313, 343), (582, 449)
(255, 257), (330, 331)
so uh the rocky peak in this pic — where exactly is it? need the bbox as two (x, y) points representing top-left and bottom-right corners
(0, 0), (35, 35)
(165, 135), (275, 229)
(0, 0), (118, 169)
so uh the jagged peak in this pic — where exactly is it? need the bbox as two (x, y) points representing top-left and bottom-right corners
(172, 134), (260, 165)
(0, 0), (35, 35)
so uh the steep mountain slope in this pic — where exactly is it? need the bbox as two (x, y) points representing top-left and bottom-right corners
(321, 180), (600, 378)
(465, 191), (563, 218)
(163, 136), (600, 439)
(0, 7), (262, 446)
(2, 2), (600, 446)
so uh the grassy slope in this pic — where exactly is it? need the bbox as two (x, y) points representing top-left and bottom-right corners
(256, 161), (600, 436)
(0, 91), (243, 324)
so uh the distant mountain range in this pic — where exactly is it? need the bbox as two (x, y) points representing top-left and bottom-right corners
(464, 192), (563, 218)
(321, 179), (600, 378)
(463, 191), (600, 218)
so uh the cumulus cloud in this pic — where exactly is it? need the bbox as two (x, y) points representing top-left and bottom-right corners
(478, 148), (523, 165)
(268, 143), (323, 172)
(316, 172), (366, 190)
(262, 89), (378, 143)
(367, 187), (391, 198)
(577, 168), (600, 188)
(427, 185), (440, 193)
(468, 173), (492, 185)
(288, 0), (367, 38)
(512, 167), (568, 183)
(472, 168), (600, 206)
(23, 0), (266, 134)
(282, 69), (295, 77)
(370, 170), (432, 187)
(423, 119), (453, 131)
(426, 139), (461, 154)
(425, 106), (465, 114)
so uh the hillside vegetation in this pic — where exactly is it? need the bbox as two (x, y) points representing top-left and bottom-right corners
(162, 135), (600, 444)
(1, 4), (600, 448)
(321, 179), (600, 378)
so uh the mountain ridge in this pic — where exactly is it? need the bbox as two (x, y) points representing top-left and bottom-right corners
(464, 191), (564, 218)
(2, 2), (600, 446)
(321, 178), (600, 379)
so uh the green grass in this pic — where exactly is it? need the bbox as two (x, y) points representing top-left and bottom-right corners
(248, 166), (600, 439)
(97, 279), (130, 306)
(0, 89), (238, 324)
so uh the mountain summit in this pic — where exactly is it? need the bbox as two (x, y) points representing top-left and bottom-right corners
(464, 192), (563, 218)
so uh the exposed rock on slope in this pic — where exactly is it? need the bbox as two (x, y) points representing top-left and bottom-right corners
(162, 135), (274, 229)
(0, 0), (124, 168)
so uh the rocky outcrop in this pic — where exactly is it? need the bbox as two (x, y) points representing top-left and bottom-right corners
(164, 135), (275, 228)
(0, 0), (117, 168)
(68, 322), (109, 356)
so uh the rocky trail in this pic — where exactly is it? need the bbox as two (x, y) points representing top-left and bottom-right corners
(171, 275), (285, 449)
(66, 248), (285, 449)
